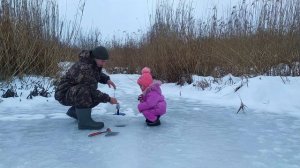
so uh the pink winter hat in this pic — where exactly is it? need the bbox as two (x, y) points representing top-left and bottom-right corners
(137, 67), (153, 89)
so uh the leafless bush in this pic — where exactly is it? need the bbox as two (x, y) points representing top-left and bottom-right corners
(194, 79), (210, 90)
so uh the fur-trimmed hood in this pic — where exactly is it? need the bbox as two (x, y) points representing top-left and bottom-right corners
(142, 80), (162, 95)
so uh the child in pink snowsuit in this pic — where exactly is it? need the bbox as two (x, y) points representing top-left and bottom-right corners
(137, 67), (167, 126)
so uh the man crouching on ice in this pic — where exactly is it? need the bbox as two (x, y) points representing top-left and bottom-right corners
(55, 46), (118, 130)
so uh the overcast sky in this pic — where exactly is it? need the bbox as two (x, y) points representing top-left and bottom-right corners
(58, 0), (242, 40)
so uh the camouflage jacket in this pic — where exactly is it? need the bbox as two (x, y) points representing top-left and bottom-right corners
(54, 50), (111, 105)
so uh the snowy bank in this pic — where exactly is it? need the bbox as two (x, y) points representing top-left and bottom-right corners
(0, 74), (299, 117)
(162, 75), (300, 117)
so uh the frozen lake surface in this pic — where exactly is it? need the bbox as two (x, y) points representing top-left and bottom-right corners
(1, 85), (299, 168)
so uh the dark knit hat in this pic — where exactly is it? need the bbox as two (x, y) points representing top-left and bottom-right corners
(91, 46), (109, 60)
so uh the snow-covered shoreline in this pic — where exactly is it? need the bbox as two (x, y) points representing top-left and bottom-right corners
(1, 74), (300, 168)
(1, 74), (299, 118)
(163, 75), (300, 117)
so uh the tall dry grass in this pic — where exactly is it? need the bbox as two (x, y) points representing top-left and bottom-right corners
(107, 0), (300, 82)
(1, 0), (299, 83)
(0, 0), (101, 81)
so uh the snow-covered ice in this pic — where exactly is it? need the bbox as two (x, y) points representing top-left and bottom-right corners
(0, 74), (300, 168)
